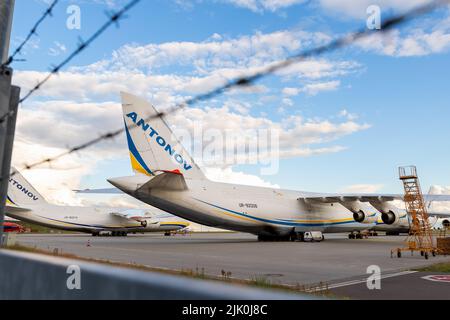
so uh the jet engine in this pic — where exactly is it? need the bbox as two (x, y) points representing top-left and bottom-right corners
(353, 210), (378, 224)
(341, 201), (377, 224)
(141, 218), (161, 229)
(130, 216), (160, 229)
(381, 209), (401, 225)
(442, 219), (450, 228)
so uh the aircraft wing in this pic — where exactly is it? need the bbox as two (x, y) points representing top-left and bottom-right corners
(299, 193), (450, 204)
(110, 211), (130, 219)
(109, 211), (160, 226)
(428, 212), (450, 218)
(76, 188), (124, 194)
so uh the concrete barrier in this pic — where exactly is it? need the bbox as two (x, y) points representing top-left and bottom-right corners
(0, 250), (314, 300)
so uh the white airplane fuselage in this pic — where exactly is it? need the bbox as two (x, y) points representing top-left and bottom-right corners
(110, 176), (410, 237)
(6, 204), (187, 234)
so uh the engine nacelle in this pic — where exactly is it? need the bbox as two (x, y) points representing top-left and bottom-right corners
(141, 219), (161, 230)
(130, 216), (161, 229)
(381, 210), (401, 225)
(442, 219), (450, 228)
(342, 201), (378, 224)
(353, 210), (377, 224)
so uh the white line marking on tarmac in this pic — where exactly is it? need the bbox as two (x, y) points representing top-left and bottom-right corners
(323, 271), (418, 290)
(422, 275), (450, 283)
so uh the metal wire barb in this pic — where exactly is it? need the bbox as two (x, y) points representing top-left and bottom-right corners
(0, 0), (141, 126)
(18, 0), (141, 105)
(10, 0), (449, 176)
(1, 0), (59, 68)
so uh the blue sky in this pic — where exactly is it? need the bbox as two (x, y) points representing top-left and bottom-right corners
(8, 0), (450, 205)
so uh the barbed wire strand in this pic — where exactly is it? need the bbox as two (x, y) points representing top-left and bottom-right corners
(18, 0), (142, 105)
(0, 0), (141, 126)
(11, 0), (449, 177)
(1, 0), (59, 68)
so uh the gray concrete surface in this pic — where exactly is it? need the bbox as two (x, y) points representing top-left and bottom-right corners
(0, 250), (308, 300)
(330, 272), (450, 300)
(15, 233), (450, 289)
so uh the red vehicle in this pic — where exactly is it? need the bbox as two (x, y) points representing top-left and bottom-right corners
(2, 222), (24, 233)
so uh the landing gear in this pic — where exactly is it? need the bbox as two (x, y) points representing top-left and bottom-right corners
(110, 231), (127, 237)
(164, 232), (172, 237)
(348, 231), (363, 239)
(257, 235), (291, 242)
(92, 232), (100, 237)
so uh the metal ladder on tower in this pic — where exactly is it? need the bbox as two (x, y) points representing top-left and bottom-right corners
(392, 166), (439, 259)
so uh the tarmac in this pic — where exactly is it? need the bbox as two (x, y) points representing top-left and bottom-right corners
(15, 232), (450, 299)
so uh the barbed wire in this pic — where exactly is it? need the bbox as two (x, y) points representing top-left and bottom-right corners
(18, 0), (141, 105)
(0, 0), (141, 126)
(11, 0), (449, 176)
(1, 0), (59, 68)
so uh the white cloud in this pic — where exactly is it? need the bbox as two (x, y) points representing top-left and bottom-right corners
(318, 0), (433, 19)
(223, 0), (306, 12)
(352, 7), (450, 57)
(170, 1), (450, 58)
(302, 80), (340, 96)
(428, 185), (450, 213)
(205, 167), (280, 188)
(91, 30), (333, 74)
(356, 27), (450, 57)
(340, 184), (384, 193)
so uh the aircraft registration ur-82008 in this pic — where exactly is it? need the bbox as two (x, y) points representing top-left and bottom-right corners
(6, 168), (189, 237)
(94, 92), (450, 242)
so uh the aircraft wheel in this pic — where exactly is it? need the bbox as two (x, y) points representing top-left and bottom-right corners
(424, 252), (429, 260)
(397, 250), (402, 258)
(432, 251), (436, 257)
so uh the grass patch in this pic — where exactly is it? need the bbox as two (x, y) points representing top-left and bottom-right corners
(416, 262), (450, 273)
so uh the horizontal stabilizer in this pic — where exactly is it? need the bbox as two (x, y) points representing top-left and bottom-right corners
(138, 171), (188, 192)
(5, 205), (31, 214)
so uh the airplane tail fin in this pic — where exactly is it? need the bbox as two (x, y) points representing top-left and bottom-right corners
(7, 168), (47, 207)
(121, 92), (206, 180)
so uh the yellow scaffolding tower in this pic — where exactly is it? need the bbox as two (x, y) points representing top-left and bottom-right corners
(392, 166), (439, 259)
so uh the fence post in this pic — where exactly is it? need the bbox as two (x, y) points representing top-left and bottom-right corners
(0, 0), (17, 246)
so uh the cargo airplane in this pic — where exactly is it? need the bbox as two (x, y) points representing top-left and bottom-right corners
(88, 92), (450, 241)
(6, 168), (189, 237)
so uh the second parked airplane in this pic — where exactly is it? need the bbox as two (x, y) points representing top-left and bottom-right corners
(6, 168), (189, 237)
